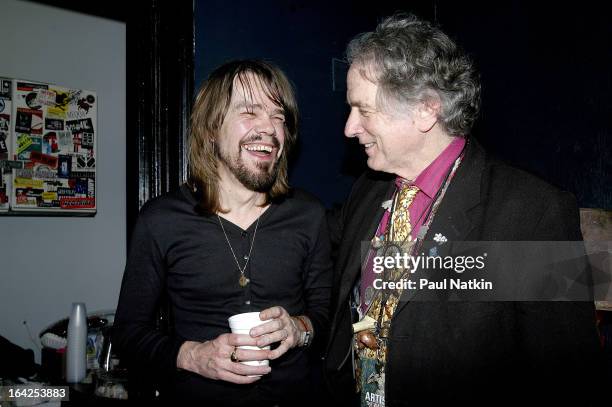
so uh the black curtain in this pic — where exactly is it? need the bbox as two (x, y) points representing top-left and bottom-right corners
(126, 0), (194, 245)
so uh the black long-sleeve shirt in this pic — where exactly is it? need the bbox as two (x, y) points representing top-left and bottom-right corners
(113, 184), (332, 405)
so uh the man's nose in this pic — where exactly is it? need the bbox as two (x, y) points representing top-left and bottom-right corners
(344, 109), (361, 138)
(254, 114), (276, 136)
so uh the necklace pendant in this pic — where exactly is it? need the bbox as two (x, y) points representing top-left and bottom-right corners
(239, 275), (250, 287)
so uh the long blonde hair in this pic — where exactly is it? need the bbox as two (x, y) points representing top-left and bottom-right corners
(188, 60), (298, 213)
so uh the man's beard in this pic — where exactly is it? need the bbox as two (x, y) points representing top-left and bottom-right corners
(217, 145), (279, 192)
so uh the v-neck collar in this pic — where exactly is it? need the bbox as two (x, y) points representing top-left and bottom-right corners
(216, 204), (273, 233)
(180, 183), (279, 232)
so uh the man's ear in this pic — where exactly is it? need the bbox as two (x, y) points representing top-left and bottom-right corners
(415, 97), (440, 133)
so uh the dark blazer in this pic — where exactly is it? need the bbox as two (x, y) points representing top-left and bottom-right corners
(324, 139), (603, 405)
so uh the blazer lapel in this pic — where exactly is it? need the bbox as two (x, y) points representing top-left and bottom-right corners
(337, 176), (396, 312)
(396, 139), (486, 310)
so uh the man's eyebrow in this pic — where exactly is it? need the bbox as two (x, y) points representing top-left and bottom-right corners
(233, 101), (262, 111)
(233, 101), (284, 114)
(346, 98), (374, 109)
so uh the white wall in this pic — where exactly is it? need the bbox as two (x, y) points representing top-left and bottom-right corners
(0, 0), (126, 363)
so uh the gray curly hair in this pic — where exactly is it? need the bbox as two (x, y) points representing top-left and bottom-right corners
(346, 14), (481, 136)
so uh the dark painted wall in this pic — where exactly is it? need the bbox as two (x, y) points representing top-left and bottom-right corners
(195, 0), (611, 209)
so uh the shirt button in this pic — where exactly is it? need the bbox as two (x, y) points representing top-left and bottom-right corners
(245, 300), (251, 305)
(243, 255), (249, 260)
(241, 231), (247, 237)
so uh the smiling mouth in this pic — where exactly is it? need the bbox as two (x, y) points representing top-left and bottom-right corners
(241, 143), (275, 157)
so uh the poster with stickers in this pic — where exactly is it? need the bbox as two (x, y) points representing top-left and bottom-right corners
(0, 78), (96, 214)
(0, 78), (13, 212)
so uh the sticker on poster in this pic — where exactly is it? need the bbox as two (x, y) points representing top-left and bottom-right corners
(15, 110), (32, 133)
(15, 168), (33, 178)
(74, 178), (88, 195)
(44, 182), (57, 193)
(49, 88), (81, 113)
(35, 89), (57, 107)
(38, 201), (58, 208)
(17, 135), (42, 160)
(71, 133), (83, 153)
(42, 191), (57, 201)
(17, 82), (48, 92)
(0, 160), (24, 171)
(57, 187), (75, 197)
(0, 114), (9, 131)
(82, 132), (94, 149)
(47, 87), (78, 119)
(0, 79), (11, 99)
(87, 178), (95, 198)
(47, 106), (66, 119)
(34, 167), (58, 180)
(16, 108), (43, 134)
(66, 110), (89, 120)
(43, 132), (60, 154)
(0, 135), (8, 159)
(45, 118), (64, 131)
(78, 94), (95, 112)
(17, 134), (33, 154)
(14, 177), (43, 189)
(15, 188), (42, 206)
(29, 110), (43, 134)
(27, 136), (43, 158)
(60, 197), (95, 209)
(24, 92), (43, 110)
(57, 155), (72, 178)
(57, 131), (72, 150)
(71, 170), (95, 179)
(15, 188), (29, 204)
(30, 151), (58, 168)
(77, 155), (95, 169)
(66, 118), (94, 134)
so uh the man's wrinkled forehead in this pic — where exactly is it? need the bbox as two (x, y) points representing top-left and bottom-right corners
(346, 63), (379, 106)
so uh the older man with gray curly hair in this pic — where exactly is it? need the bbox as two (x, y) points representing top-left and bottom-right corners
(324, 14), (601, 406)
